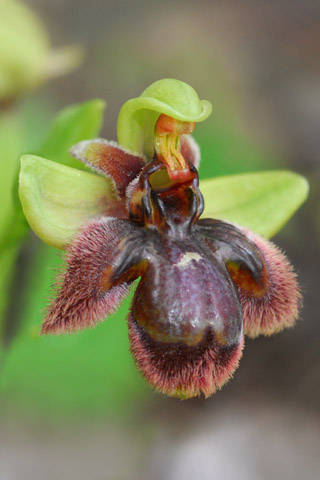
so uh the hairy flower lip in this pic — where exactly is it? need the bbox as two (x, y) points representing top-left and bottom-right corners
(128, 314), (244, 399)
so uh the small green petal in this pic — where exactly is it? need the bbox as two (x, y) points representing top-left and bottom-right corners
(19, 155), (115, 250)
(117, 79), (212, 158)
(201, 171), (309, 238)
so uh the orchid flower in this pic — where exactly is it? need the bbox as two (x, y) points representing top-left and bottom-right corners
(19, 79), (308, 398)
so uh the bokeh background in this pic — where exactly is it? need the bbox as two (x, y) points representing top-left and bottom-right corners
(1, 1), (319, 479)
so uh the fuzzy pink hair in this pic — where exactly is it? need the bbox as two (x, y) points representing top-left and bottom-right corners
(41, 217), (132, 334)
(128, 315), (244, 399)
(236, 227), (301, 338)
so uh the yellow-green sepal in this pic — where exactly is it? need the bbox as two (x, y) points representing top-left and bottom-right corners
(201, 170), (309, 238)
(19, 155), (115, 250)
(117, 79), (212, 159)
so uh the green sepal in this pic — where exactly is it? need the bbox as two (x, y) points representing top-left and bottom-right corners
(19, 155), (115, 250)
(201, 170), (309, 238)
(39, 99), (106, 168)
(117, 79), (212, 158)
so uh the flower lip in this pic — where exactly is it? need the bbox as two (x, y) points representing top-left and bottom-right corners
(128, 314), (244, 399)
(131, 235), (243, 347)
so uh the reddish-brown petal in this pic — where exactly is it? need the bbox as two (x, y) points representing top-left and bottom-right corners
(181, 134), (200, 170)
(70, 139), (146, 198)
(41, 217), (143, 334)
(197, 219), (301, 338)
(128, 314), (244, 399)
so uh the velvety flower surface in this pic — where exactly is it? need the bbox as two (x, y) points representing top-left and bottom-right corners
(19, 79), (307, 399)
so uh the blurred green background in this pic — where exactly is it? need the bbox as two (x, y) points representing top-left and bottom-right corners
(0, 1), (319, 479)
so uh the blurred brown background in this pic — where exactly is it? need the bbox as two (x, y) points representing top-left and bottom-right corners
(1, 1), (320, 479)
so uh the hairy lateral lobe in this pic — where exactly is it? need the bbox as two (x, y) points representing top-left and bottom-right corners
(197, 219), (301, 338)
(41, 217), (144, 334)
